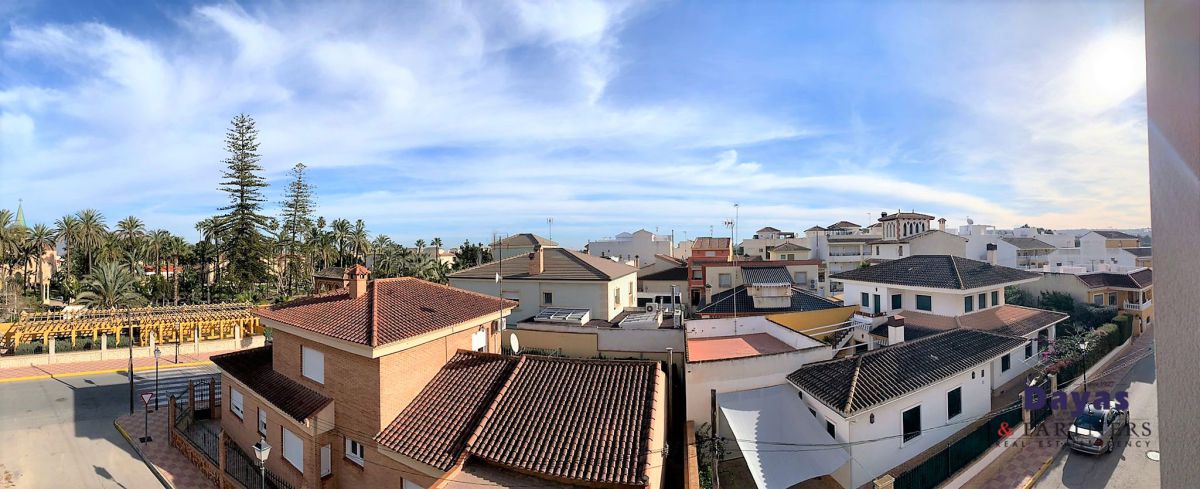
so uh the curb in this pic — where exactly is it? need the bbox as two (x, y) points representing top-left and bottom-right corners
(1022, 452), (1059, 489)
(114, 417), (175, 489)
(0, 360), (214, 384)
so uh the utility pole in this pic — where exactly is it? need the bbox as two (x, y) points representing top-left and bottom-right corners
(710, 388), (720, 489)
(127, 310), (135, 415)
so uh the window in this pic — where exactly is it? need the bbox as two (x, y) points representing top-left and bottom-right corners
(947, 387), (962, 420)
(916, 295), (932, 311)
(902, 406), (922, 442)
(978, 293), (987, 309)
(891, 294), (902, 310)
(692, 269), (703, 280)
(826, 420), (836, 438)
(1025, 342), (1034, 359)
(345, 438), (365, 466)
(861, 292), (870, 307)
(1108, 293), (1117, 306)
(718, 273), (732, 288)
(230, 387), (244, 419)
(1093, 294), (1103, 305)
(471, 329), (486, 352)
(1001, 354), (1011, 372)
(403, 480), (426, 489)
(283, 428), (304, 472)
(258, 408), (267, 435)
(320, 444), (331, 477)
(794, 271), (808, 284)
(705, 251), (716, 257)
(808, 407), (816, 417)
(898, 245), (904, 256)
(964, 296), (974, 313)
(614, 288), (621, 307)
(301, 346), (324, 384)
(543, 292), (553, 304)
(991, 291), (999, 306)
(875, 246), (880, 255)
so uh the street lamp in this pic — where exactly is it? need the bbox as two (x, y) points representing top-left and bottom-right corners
(1079, 341), (1089, 392)
(253, 437), (271, 489)
(153, 346), (162, 411)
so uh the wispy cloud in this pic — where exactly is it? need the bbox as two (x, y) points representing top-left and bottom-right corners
(0, 1), (1148, 246)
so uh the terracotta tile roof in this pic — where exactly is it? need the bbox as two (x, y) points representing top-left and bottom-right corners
(211, 346), (332, 422)
(450, 247), (637, 281)
(1077, 269), (1153, 289)
(898, 305), (1068, 338)
(686, 333), (795, 362)
(375, 352), (519, 471)
(653, 254), (686, 266)
(756, 226), (782, 233)
(788, 329), (1023, 415)
(878, 212), (935, 221)
(831, 255), (1039, 290)
(805, 226), (827, 232)
(313, 266), (346, 279)
(469, 356), (659, 486)
(770, 242), (810, 252)
(827, 221), (862, 229)
(256, 277), (515, 346)
(377, 352), (661, 486)
(495, 233), (557, 248)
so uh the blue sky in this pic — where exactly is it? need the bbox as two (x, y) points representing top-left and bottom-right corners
(1, 0), (1149, 248)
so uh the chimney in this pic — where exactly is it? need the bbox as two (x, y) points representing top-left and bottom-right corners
(986, 243), (998, 265)
(938, 218), (947, 232)
(881, 211), (888, 219)
(349, 264), (370, 299)
(528, 245), (545, 276)
(887, 315), (906, 345)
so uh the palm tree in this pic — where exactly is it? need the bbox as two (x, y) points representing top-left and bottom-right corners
(351, 219), (370, 264)
(148, 229), (170, 278)
(431, 237), (443, 262)
(75, 209), (108, 275)
(26, 224), (55, 301)
(115, 216), (146, 272)
(166, 236), (190, 305)
(330, 219), (351, 266)
(76, 262), (146, 309)
(370, 235), (392, 271)
(54, 214), (79, 279)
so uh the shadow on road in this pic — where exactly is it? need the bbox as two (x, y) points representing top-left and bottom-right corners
(93, 465), (130, 489)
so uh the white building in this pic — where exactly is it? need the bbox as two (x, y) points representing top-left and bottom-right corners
(739, 226), (803, 259)
(449, 246), (638, 322)
(787, 328), (1027, 489)
(868, 212), (966, 260)
(586, 229), (675, 267)
(1046, 230), (1144, 272)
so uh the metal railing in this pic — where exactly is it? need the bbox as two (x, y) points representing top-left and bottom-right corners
(224, 437), (297, 489)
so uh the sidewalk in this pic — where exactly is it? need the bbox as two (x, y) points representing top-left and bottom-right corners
(960, 327), (1155, 489)
(0, 350), (230, 383)
(115, 409), (217, 489)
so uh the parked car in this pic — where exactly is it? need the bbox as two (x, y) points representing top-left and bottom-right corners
(1067, 405), (1127, 454)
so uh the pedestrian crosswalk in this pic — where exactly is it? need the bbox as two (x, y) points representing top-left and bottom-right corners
(132, 365), (223, 406)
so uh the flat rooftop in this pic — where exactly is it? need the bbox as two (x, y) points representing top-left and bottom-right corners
(687, 333), (795, 362)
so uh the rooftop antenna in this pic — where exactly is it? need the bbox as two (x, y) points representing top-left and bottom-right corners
(547, 218), (553, 241)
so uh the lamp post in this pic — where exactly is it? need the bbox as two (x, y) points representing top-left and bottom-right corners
(127, 310), (135, 415)
(253, 437), (271, 489)
(1079, 340), (1089, 392)
(153, 346), (162, 411)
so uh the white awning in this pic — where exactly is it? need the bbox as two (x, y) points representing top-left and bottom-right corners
(719, 385), (850, 489)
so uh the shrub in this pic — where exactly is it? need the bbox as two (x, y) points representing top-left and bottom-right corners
(1039, 291), (1076, 313)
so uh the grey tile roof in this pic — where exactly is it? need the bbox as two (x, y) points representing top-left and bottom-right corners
(1121, 247), (1152, 257)
(787, 329), (1024, 415)
(742, 267), (793, 286)
(1077, 269), (1153, 289)
(1001, 237), (1056, 250)
(696, 285), (841, 315)
(1092, 230), (1139, 240)
(868, 323), (942, 341)
(639, 266), (688, 281)
(450, 247), (637, 281)
(830, 255), (1039, 290)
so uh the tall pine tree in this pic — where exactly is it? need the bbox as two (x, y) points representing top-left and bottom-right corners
(279, 162), (315, 295)
(218, 114), (270, 293)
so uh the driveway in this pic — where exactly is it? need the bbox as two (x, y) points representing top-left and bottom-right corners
(1031, 349), (1159, 489)
(0, 365), (220, 488)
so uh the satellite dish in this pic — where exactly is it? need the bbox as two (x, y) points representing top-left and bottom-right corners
(509, 333), (520, 354)
(967, 217), (974, 225)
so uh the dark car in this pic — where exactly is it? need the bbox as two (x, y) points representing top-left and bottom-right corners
(1067, 405), (1127, 454)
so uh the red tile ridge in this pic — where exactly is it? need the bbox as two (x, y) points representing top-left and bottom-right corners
(349, 263), (371, 276)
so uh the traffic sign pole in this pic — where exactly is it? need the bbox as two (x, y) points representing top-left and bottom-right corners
(139, 392), (155, 443)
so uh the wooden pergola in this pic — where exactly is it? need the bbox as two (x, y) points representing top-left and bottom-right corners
(4, 303), (261, 349)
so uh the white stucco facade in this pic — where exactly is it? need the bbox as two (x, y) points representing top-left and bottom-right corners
(586, 230), (675, 267)
(449, 272), (637, 322)
(839, 280), (1011, 317)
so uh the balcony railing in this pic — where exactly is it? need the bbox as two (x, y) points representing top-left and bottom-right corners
(828, 251), (864, 257)
(1123, 300), (1152, 311)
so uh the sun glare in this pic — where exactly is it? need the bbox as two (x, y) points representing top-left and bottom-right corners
(1069, 32), (1147, 113)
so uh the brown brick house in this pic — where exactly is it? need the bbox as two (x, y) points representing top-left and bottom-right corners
(214, 267), (516, 489)
(213, 266), (667, 489)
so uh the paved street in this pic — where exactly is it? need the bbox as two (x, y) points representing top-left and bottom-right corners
(1032, 349), (1159, 489)
(0, 364), (220, 488)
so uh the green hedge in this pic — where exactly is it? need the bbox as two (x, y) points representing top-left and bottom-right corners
(11, 334), (131, 356)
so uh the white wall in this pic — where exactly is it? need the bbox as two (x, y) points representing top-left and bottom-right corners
(990, 343), (1034, 389)
(449, 276), (632, 322)
(587, 230), (673, 267)
(840, 282), (1008, 317)
(687, 347), (832, 423)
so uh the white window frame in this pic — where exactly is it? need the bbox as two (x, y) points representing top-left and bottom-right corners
(320, 444), (331, 477)
(282, 428), (304, 472)
(230, 387), (244, 419)
(258, 408), (267, 435)
(301, 346), (325, 384)
(471, 329), (487, 352)
(718, 273), (732, 288)
(345, 437), (365, 466)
